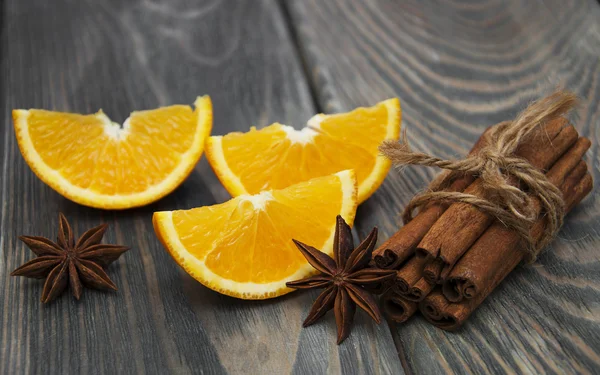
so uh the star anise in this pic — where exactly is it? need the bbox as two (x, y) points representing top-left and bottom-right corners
(11, 213), (130, 303)
(286, 215), (396, 344)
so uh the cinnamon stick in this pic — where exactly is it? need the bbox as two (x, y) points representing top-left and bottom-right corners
(420, 171), (593, 330)
(373, 128), (493, 269)
(373, 208), (447, 269)
(422, 258), (443, 284)
(381, 289), (418, 323)
(404, 277), (434, 302)
(417, 119), (578, 273)
(391, 256), (434, 302)
(442, 138), (591, 302)
(393, 255), (427, 294)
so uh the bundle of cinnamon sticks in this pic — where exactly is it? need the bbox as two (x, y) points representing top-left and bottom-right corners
(375, 116), (593, 330)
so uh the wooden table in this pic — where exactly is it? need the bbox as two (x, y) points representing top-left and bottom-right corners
(2, 0), (599, 373)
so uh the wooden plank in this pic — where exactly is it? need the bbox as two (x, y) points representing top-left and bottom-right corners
(0, 0), (404, 374)
(286, 0), (600, 373)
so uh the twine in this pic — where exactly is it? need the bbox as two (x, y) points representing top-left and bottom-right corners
(380, 91), (578, 262)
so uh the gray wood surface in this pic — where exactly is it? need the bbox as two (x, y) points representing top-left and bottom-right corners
(0, 0), (404, 374)
(287, 0), (600, 374)
(2, 0), (599, 374)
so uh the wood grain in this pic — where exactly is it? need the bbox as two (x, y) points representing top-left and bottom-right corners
(0, 0), (404, 374)
(286, 0), (600, 373)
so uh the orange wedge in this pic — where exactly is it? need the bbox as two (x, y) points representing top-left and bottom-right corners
(206, 99), (400, 203)
(153, 170), (357, 299)
(13, 96), (212, 209)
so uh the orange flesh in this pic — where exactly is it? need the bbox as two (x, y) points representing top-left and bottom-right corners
(171, 174), (345, 283)
(218, 102), (390, 194)
(26, 106), (197, 195)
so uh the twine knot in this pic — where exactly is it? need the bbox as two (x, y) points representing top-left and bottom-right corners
(380, 91), (578, 262)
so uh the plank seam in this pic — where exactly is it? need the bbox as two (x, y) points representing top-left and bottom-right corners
(277, 0), (323, 113)
(386, 316), (414, 375)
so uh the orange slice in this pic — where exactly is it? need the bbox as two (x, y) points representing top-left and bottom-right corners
(206, 99), (400, 203)
(153, 170), (357, 299)
(13, 96), (212, 209)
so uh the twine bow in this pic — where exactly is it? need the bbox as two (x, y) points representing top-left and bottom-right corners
(380, 91), (578, 262)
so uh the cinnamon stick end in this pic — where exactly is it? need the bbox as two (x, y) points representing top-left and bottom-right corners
(373, 250), (399, 269)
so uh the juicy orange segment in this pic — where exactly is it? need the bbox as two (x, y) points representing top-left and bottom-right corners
(153, 170), (358, 299)
(206, 98), (400, 203)
(13, 96), (212, 209)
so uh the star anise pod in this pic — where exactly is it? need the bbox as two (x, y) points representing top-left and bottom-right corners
(11, 213), (130, 303)
(286, 215), (396, 344)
